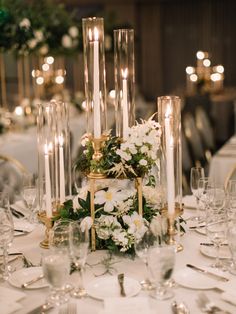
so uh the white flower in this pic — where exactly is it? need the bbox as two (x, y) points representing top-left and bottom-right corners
(68, 26), (79, 38)
(150, 215), (168, 237)
(141, 145), (149, 153)
(19, 18), (31, 29)
(81, 133), (89, 147)
(95, 215), (121, 240)
(112, 229), (128, 247)
(142, 185), (160, 205)
(39, 45), (49, 55)
(139, 159), (147, 166)
(80, 217), (93, 232)
(94, 188), (127, 212)
(123, 212), (148, 240)
(34, 30), (44, 42)
(116, 149), (131, 161)
(28, 39), (37, 49)
(62, 34), (73, 48)
(72, 195), (80, 209)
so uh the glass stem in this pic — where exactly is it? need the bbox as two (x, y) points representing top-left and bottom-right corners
(2, 244), (9, 279)
(196, 197), (200, 219)
(77, 267), (85, 291)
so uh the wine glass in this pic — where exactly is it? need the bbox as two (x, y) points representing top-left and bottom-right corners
(198, 177), (214, 220)
(190, 166), (205, 222)
(227, 219), (236, 275)
(206, 186), (227, 269)
(42, 248), (71, 307)
(134, 228), (158, 290)
(147, 245), (175, 300)
(0, 193), (14, 280)
(22, 185), (37, 223)
(69, 220), (89, 298)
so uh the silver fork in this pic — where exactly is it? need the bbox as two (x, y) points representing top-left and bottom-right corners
(196, 293), (231, 313)
(68, 303), (77, 314)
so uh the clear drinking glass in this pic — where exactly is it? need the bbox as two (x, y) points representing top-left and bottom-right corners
(198, 177), (214, 220)
(206, 186), (227, 269)
(190, 166), (205, 222)
(227, 219), (236, 275)
(0, 193), (14, 280)
(42, 248), (70, 307)
(134, 229), (158, 290)
(22, 185), (37, 223)
(69, 221), (89, 298)
(147, 245), (175, 300)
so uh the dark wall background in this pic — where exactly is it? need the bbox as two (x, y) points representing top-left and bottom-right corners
(67, 0), (236, 100)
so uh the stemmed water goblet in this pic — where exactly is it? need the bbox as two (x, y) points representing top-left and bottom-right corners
(69, 220), (89, 298)
(0, 193), (14, 280)
(147, 245), (175, 300)
(205, 185), (227, 269)
(190, 166), (205, 222)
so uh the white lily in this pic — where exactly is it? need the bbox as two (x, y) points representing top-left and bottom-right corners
(94, 188), (128, 212)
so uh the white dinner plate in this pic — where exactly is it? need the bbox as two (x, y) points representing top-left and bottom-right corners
(14, 220), (35, 237)
(86, 276), (141, 300)
(8, 267), (48, 289)
(174, 267), (219, 290)
(200, 245), (231, 259)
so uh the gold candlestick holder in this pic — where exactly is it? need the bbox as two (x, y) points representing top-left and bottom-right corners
(161, 205), (183, 252)
(88, 134), (108, 179)
(38, 211), (55, 249)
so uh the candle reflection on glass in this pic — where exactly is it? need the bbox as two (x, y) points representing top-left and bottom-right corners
(122, 68), (128, 140)
(58, 135), (65, 204)
(165, 106), (175, 216)
(44, 143), (52, 218)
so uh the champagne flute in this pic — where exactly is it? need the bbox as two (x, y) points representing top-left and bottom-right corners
(227, 219), (236, 275)
(190, 166), (205, 222)
(22, 183), (37, 223)
(148, 245), (175, 300)
(0, 193), (14, 280)
(69, 220), (89, 298)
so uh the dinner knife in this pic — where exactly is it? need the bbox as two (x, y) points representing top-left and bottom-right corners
(21, 274), (44, 288)
(200, 242), (228, 247)
(10, 207), (25, 218)
(186, 264), (229, 282)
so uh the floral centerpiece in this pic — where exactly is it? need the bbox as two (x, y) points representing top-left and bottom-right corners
(57, 116), (185, 255)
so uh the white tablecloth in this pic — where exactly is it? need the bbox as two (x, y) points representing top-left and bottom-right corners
(2, 204), (236, 314)
(209, 135), (236, 185)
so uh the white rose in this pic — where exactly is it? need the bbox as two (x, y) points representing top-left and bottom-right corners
(68, 26), (79, 38)
(72, 195), (80, 209)
(19, 18), (31, 29)
(62, 34), (73, 48)
(141, 145), (149, 153)
(139, 159), (147, 166)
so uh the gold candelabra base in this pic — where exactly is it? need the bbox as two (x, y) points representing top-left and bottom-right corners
(38, 211), (54, 249)
(162, 206), (184, 252)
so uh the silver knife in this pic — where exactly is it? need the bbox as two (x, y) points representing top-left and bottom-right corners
(186, 264), (229, 282)
(21, 274), (44, 288)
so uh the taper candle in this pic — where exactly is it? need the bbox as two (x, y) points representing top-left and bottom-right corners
(44, 143), (52, 217)
(122, 68), (129, 140)
(58, 135), (65, 204)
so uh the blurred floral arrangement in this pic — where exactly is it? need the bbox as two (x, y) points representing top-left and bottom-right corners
(0, 0), (116, 56)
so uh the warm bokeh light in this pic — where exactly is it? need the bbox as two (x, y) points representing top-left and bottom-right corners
(196, 51), (205, 60)
(42, 63), (50, 71)
(14, 106), (23, 116)
(109, 89), (116, 99)
(55, 75), (64, 84)
(36, 77), (44, 85)
(46, 56), (54, 64)
(216, 65), (224, 73)
(190, 73), (198, 82)
(186, 66), (195, 75)
(211, 73), (222, 81)
(203, 59), (211, 67)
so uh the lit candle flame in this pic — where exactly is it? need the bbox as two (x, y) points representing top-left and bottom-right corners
(121, 68), (128, 79)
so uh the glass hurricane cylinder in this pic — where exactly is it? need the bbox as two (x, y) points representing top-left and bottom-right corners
(157, 96), (182, 217)
(82, 17), (107, 139)
(114, 29), (135, 140)
(37, 100), (71, 218)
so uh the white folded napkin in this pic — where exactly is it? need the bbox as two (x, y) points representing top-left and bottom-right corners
(99, 297), (154, 314)
(13, 219), (35, 233)
(0, 287), (25, 314)
(182, 195), (197, 208)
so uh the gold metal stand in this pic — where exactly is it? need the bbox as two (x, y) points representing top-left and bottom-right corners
(38, 211), (54, 249)
(162, 206), (184, 252)
(135, 177), (143, 216)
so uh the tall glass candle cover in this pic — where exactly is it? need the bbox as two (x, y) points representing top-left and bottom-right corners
(37, 101), (71, 217)
(157, 96), (182, 216)
(82, 17), (107, 139)
(114, 29), (135, 140)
